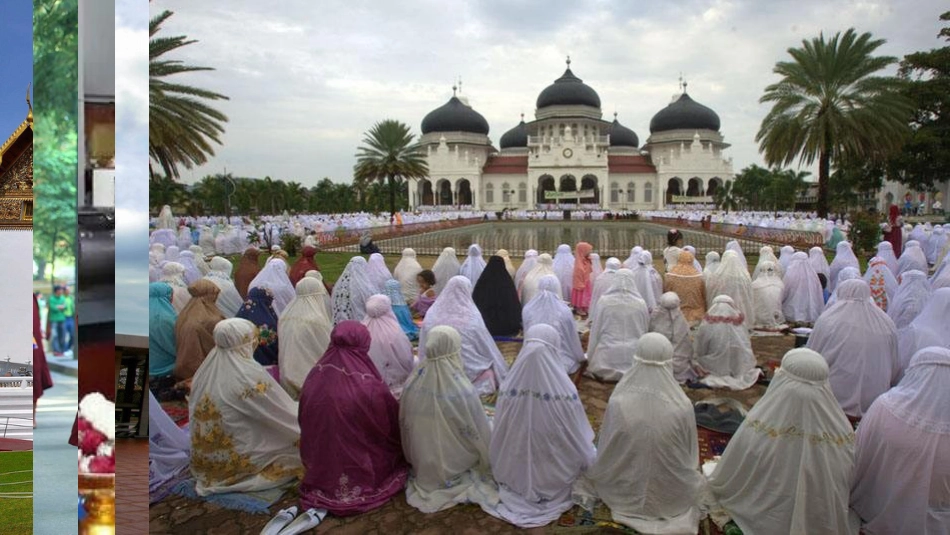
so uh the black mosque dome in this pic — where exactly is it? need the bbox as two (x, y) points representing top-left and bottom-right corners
(609, 116), (639, 147)
(421, 96), (490, 135)
(499, 118), (528, 149)
(536, 61), (601, 109)
(649, 93), (721, 134)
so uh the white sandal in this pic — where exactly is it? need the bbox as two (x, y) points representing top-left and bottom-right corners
(259, 506), (297, 535)
(277, 508), (328, 535)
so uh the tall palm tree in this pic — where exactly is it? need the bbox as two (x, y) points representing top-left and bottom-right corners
(756, 29), (912, 217)
(714, 180), (739, 213)
(149, 6), (229, 180)
(353, 120), (429, 216)
(149, 174), (187, 211)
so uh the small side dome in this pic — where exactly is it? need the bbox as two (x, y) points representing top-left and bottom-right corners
(609, 114), (639, 147)
(649, 92), (720, 133)
(499, 116), (527, 149)
(421, 95), (490, 135)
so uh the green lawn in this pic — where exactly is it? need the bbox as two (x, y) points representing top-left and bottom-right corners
(0, 451), (32, 534)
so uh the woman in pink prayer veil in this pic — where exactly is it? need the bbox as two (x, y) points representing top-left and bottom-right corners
(298, 321), (408, 516)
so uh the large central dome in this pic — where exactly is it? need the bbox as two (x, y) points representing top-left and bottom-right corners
(649, 92), (720, 133)
(421, 96), (490, 135)
(536, 60), (601, 109)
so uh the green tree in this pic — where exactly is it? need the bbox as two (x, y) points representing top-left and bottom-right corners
(731, 164), (773, 210)
(192, 175), (228, 214)
(353, 120), (428, 216)
(149, 174), (188, 212)
(887, 11), (950, 191)
(34, 0), (78, 284)
(149, 6), (229, 179)
(757, 29), (913, 217)
(713, 180), (739, 213)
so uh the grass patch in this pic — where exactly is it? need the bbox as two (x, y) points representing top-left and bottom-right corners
(0, 451), (32, 534)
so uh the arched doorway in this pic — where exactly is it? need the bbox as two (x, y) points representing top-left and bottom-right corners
(706, 177), (722, 198)
(581, 175), (598, 204)
(418, 179), (433, 206)
(437, 179), (452, 205)
(666, 177), (682, 204)
(560, 174), (577, 204)
(456, 179), (472, 206)
(538, 175), (555, 204)
(687, 177), (702, 197)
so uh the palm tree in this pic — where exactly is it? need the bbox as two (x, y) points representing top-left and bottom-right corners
(714, 180), (739, 213)
(149, 174), (187, 211)
(353, 120), (429, 216)
(149, 6), (229, 180)
(756, 29), (912, 217)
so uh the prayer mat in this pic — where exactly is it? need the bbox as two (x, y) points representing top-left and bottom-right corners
(170, 478), (291, 515)
(697, 426), (732, 464)
(553, 504), (638, 533)
(160, 399), (190, 428)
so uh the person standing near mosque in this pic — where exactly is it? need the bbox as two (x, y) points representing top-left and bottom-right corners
(46, 285), (68, 357)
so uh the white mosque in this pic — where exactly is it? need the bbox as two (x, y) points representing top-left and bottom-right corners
(409, 58), (735, 212)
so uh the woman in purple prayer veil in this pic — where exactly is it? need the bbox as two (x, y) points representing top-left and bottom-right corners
(298, 321), (408, 516)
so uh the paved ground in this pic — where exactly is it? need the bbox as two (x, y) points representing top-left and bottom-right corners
(34, 369), (78, 535)
(150, 334), (792, 534)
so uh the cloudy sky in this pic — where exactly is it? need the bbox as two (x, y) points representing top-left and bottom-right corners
(116, 0), (148, 336)
(152, 0), (945, 187)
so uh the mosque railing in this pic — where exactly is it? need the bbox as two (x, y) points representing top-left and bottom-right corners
(318, 217), (485, 250)
(648, 217), (826, 250)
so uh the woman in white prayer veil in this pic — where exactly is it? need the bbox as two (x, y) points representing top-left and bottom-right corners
(177, 226), (193, 250)
(514, 249), (539, 292)
(864, 257), (898, 311)
(630, 252), (657, 312)
(751, 261), (786, 329)
(178, 250), (203, 286)
(495, 249), (516, 279)
(149, 252), (163, 283)
(161, 262), (191, 313)
(165, 245), (181, 263)
(694, 295), (760, 390)
(393, 248), (423, 303)
(189, 245), (211, 276)
(849, 346), (950, 535)
(303, 270), (333, 320)
(552, 243), (575, 298)
(778, 245), (795, 272)
(361, 295), (416, 397)
(806, 279), (900, 419)
(278, 278), (332, 400)
(417, 276), (508, 395)
(896, 288), (950, 377)
(203, 257), (243, 318)
(707, 348), (857, 535)
(458, 244), (487, 289)
(522, 275), (585, 374)
(520, 253), (557, 305)
(190, 319), (303, 496)
(649, 292), (700, 384)
(148, 391), (190, 503)
(366, 252), (393, 292)
(897, 240), (928, 277)
(640, 251), (664, 303)
(586, 269), (650, 382)
(589, 257), (622, 314)
(622, 246), (643, 269)
(927, 225), (948, 265)
(875, 241), (899, 275)
(574, 333), (703, 533)
(752, 246), (782, 280)
(887, 270), (932, 329)
(331, 256), (377, 325)
(248, 258), (295, 315)
(824, 266), (863, 310)
(588, 253), (603, 288)
(724, 240), (747, 271)
(150, 228), (177, 250)
(707, 250), (754, 331)
(486, 324), (596, 528)
(703, 251), (720, 280)
(808, 246), (831, 281)
(828, 241), (860, 294)
(432, 247), (461, 295)
(156, 204), (176, 229)
(399, 326), (500, 514)
(682, 245), (704, 272)
(781, 251), (824, 323)
(198, 226), (216, 255)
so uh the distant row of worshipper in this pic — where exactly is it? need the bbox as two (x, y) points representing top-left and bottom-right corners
(148, 315), (947, 534)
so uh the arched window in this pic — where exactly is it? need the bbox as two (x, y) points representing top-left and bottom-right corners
(610, 182), (619, 203)
(502, 182), (511, 203)
(518, 183), (527, 203)
(626, 182), (636, 203)
(644, 182), (653, 204)
(485, 182), (494, 204)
